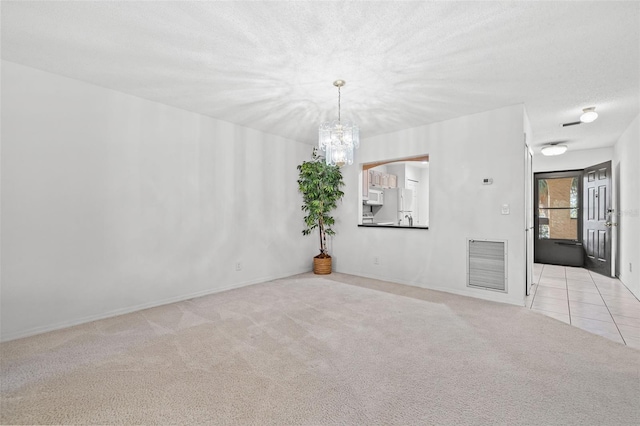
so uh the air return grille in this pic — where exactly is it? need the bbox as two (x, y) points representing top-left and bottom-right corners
(467, 239), (507, 292)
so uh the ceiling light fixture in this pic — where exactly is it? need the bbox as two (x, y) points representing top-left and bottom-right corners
(580, 107), (598, 123)
(318, 80), (359, 167)
(541, 143), (568, 156)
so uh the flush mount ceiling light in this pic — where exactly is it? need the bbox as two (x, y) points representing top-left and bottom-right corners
(562, 106), (599, 127)
(318, 80), (359, 167)
(541, 143), (568, 156)
(580, 106), (598, 123)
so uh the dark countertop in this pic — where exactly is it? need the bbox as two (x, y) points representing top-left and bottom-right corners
(358, 224), (429, 230)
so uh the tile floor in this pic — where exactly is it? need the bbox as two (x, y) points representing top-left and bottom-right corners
(527, 263), (640, 348)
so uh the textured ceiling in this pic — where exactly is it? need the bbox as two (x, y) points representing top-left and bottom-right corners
(2, 1), (639, 153)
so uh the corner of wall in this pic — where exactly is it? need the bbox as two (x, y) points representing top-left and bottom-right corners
(334, 104), (528, 306)
(613, 114), (640, 298)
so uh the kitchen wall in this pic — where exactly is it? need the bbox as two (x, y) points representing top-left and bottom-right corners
(335, 104), (527, 306)
(613, 114), (640, 298)
(1, 61), (315, 341)
(420, 166), (430, 226)
(374, 162), (428, 226)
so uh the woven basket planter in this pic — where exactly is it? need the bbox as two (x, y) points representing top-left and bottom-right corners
(313, 256), (332, 275)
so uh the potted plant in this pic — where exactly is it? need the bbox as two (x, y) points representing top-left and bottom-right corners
(297, 149), (345, 274)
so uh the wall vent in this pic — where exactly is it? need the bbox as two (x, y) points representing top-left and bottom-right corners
(467, 239), (507, 292)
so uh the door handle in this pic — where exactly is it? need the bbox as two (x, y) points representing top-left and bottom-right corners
(605, 222), (617, 227)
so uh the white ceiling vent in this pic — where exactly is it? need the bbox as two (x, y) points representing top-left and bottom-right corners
(467, 239), (507, 292)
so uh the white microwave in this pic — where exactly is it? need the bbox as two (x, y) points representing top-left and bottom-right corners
(366, 189), (384, 205)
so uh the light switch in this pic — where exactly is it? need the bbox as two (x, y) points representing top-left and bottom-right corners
(502, 204), (510, 215)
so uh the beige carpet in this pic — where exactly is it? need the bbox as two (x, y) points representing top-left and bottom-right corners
(1, 273), (638, 425)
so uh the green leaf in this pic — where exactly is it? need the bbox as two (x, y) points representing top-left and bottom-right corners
(297, 148), (345, 254)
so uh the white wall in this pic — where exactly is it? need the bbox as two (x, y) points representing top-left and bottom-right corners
(0, 61), (316, 341)
(533, 147), (613, 173)
(613, 114), (640, 298)
(405, 164), (421, 183)
(419, 166), (430, 226)
(335, 104), (527, 306)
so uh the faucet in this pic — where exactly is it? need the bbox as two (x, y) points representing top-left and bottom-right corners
(405, 214), (413, 227)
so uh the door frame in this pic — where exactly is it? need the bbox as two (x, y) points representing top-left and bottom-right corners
(583, 161), (613, 277)
(525, 144), (534, 296)
(534, 169), (584, 266)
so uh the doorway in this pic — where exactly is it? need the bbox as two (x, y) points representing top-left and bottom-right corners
(534, 170), (583, 266)
(533, 161), (613, 276)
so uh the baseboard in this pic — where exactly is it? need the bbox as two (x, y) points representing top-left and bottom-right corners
(0, 268), (311, 343)
(335, 269), (525, 307)
(615, 275), (640, 300)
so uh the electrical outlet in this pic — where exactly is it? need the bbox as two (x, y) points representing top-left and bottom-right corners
(235, 262), (242, 271)
(374, 256), (380, 265)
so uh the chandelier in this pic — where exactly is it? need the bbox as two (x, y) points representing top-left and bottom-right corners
(318, 80), (359, 167)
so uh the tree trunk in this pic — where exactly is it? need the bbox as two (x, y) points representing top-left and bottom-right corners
(318, 217), (325, 255)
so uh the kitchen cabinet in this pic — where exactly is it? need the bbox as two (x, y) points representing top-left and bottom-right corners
(381, 173), (389, 188)
(368, 170), (397, 189)
(369, 170), (382, 188)
(363, 170), (369, 199)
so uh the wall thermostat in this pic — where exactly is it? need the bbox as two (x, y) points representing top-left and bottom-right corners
(483, 178), (493, 185)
